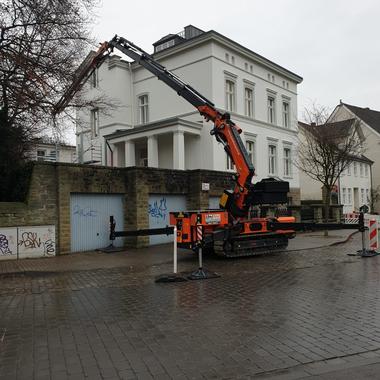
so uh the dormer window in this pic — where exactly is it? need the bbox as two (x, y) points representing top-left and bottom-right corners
(155, 39), (175, 52)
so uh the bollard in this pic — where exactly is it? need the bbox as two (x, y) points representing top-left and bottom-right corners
(155, 225), (187, 283)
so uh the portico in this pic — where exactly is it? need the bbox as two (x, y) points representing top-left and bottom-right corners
(105, 117), (202, 170)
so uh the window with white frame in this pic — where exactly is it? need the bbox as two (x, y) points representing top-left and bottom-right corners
(366, 189), (370, 204)
(353, 161), (357, 176)
(231, 56), (235, 65)
(225, 53), (229, 62)
(365, 164), (369, 177)
(268, 144), (277, 175)
(347, 188), (352, 204)
(246, 140), (255, 167)
(342, 188), (347, 204)
(347, 163), (351, 175)
(283, 147), (291, 177)
(138, 94), (149, 124)
(282, 101), (290, 128)
(225, 79), (236, 112)
(360, 163), (363, 177)
(37, 150), (46, 161)
(226, 153), (235, 170)
(244, 87), (254, 118)
(90, 108), (99, 137)
(267, 96), (276, 124)
(90, 69), (98, 88)
(361, 188), (365, 205)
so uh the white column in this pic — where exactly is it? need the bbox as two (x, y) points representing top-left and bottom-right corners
(147, 135), (159, 168)
(173, 130), (185, 170)
(110, 144), (118, 167)
(125, 140), (135, 167)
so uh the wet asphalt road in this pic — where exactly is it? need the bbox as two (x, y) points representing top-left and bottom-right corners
(1, 233), (380, 379)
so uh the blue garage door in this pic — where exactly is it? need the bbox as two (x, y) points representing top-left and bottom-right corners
(70, 193), (124, 252)
(148, 194), (186, 245)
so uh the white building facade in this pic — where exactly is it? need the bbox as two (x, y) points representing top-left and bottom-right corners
(329, 102), (380, 213)
(29, 139), (76, 163)
(339, 158), (372, 214)
(76, 26), (303, 201)
(299, 119), (373, 214)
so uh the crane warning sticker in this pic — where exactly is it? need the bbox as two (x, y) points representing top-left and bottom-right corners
(205, 214), (221, 224)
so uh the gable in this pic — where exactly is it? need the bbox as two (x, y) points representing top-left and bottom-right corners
(331, 104), (380, 139)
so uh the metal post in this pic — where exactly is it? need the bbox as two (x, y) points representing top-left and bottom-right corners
(173, 226), (177, 274)
(188, 224), (219, 280)
(155, 226), (187, 283)
(198, 247), (203, 270)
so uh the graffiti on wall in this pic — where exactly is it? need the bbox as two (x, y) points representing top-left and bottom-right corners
(18, 226), (56, 259)
(0, 226), (60, 260)
(72, 204), (98, 217)
(148, 197), (168, 221)
(0, 228), (17, 259)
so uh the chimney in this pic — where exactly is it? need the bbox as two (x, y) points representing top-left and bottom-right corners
(310, 122), (316, 127)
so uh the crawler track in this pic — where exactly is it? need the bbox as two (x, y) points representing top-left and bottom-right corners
(213, 234), (289, 258)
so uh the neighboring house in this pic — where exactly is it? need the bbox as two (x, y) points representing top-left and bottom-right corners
(329, 102), (380, 212)
(76, 25), (303, 202)
(29, 138), (76, 163)
(339, 155), (373, 213)
(299, 119), (372, 214)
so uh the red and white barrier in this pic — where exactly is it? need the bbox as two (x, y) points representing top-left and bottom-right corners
(197, 225), (203, 242)
(369, 220), (378, 251)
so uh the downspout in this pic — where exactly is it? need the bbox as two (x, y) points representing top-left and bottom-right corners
(129, 62), (135, 128)
(370, 163), (374, 213)
(106, 139), (113, 167)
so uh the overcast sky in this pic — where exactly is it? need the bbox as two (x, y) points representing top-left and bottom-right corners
(90, 0), (380, 118)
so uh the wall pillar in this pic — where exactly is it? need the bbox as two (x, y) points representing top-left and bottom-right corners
(147, 135), (158, 168)
(125, 140), (135, 167)
(173, 130), (185, 170)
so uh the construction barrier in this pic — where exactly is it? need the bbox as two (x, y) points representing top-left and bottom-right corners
(369, 220), (378, 251)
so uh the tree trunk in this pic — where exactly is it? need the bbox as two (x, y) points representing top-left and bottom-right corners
(323, 188), (332, 237)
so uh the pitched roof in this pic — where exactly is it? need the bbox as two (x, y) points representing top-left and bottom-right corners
(343, 103), (380, 135)
(299, 118), (356, 133)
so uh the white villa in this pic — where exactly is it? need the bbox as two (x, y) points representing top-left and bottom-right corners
(76, 25), (303, 202)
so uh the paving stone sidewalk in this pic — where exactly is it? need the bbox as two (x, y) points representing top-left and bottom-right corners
(0, 229), (357, 276)
(1, 232), (380, 380)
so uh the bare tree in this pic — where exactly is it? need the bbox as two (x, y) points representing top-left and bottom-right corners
(297, 104), (364, 224)
(0, 0), (111, 199)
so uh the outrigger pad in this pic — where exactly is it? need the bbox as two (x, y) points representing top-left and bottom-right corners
(97, 244), (124, 253)
(155, 273), (188, 283)
(357, 249), (380, 257)
(187, 268), (220, 280)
